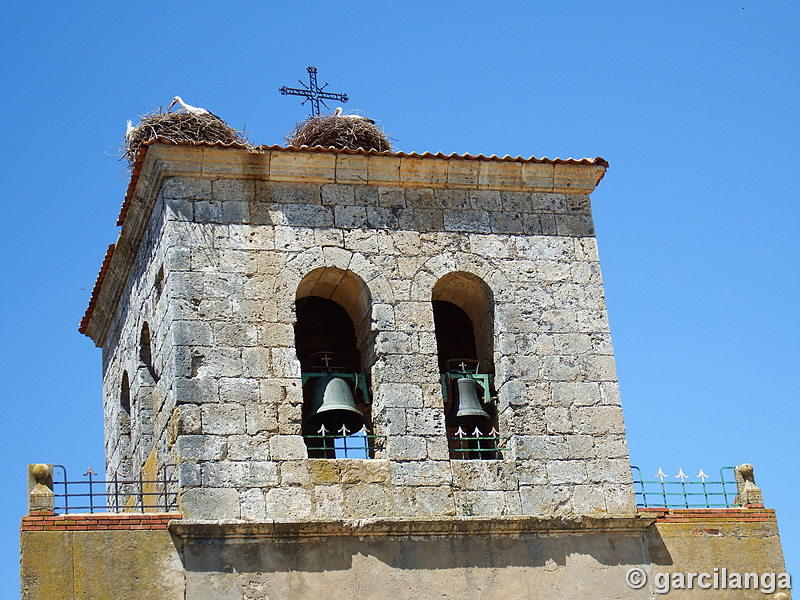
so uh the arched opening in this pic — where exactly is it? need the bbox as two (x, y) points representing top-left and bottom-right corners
(139, 322), (158, 382)
(117, 371), (132, 477)
(295, 267), (374, 458)
(432, 272), (499, 460)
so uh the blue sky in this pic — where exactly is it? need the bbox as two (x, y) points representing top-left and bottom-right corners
(1, 2), (797, 595)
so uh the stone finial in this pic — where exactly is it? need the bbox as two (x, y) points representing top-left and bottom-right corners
(27, 463), (54, 514)
(734, 463), (764, 508)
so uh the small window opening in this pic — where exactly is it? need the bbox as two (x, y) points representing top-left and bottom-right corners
(120, 371), (131, 414)
(295, 296), (374, 458)
(154, 266), (164, 299)
(139, 322), (159, 382)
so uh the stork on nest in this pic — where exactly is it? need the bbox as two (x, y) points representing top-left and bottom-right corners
(286, 108), (390, 152)
(122, 97), (248, 169)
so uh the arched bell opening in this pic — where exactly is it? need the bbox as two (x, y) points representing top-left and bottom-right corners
(432, 272), (500, 460)
(295, 267), (374, 459)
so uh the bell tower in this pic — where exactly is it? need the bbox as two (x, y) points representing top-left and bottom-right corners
(80, 143), (633, 522)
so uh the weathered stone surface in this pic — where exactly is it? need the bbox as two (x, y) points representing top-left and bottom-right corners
(95, 147), (634, 522)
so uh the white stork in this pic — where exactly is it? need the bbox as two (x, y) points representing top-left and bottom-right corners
(333, 107), (375, 124)
(168, 96), (210, 115)
(125, 120), (136, 139)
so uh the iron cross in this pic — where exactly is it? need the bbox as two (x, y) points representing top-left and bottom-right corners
(279, 66), (348, 117)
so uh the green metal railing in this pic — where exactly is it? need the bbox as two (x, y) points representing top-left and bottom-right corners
(632, 466), (738, 508)
(447, 432), (508, 460)
(304, 431), (385, 459)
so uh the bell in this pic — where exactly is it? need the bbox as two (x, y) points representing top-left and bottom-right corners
(446, 377), (491, 427)
(304, 375), (364, 436)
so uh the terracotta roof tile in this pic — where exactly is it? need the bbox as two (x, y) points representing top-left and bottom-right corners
(79, 243), (115, 335)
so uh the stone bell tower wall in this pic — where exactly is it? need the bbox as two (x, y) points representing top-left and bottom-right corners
(84, 143), (634, 521)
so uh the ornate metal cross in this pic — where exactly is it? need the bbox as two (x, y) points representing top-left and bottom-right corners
(279, 66), (348, 117)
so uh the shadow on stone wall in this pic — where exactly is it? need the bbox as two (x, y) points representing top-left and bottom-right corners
(176, 528), (671, 574)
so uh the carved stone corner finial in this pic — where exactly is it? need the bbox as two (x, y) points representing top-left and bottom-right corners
(734, 463), (764, 508)
(27, 463), (54, 515)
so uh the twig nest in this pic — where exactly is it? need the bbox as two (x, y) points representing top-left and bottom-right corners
(123, 110), (248, 168)
(286, 114), (391, 152)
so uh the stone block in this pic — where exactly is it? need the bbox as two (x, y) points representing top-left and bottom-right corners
(246, 404), (279, 435)
(339, 460), (391, 484)
(178, 461), (201, 487)
(375, 383), (423, 409)
(202, 461), (278, 487)
(571, 406), (626, 435)
(312, 485), (344, 517)
(211, 178), (255, 202)
(519, 484), (573, 516)
(585, 459), (632, 485)
(394, 485), (455, 516)
(271, 347), (301, 378)
(175, 435), (227, 461)
(603, 483), (637, 514)
(334, 204), (368, 228)
(552, 382), (602, 407)
(265, 487), (312, 518)
(547, 460), (588, 484)
(530, 192), (566, 213)
(391, 461), (451, 487)
(179, 487), (240, 520)
(451, 461), (519, 491)
(572, 484), (606, 514)
(444, 209), (491, 233)
(162, 177), (212, 200)
(219, 377), (260, 405)
(269, 435), (307, 460)
(594, 436), (629, 459)
(343, 228), (378, 252)
(387, 436), (427, 461)
(521, 213), (557, 236)
(366, 206), (401, 229)
(202, 403), (245, 435)
(280, 461), (310, 486)
(320, 183), (355, 205)
(226, 434), (270, 461)
(342, 483), (393, 517)
(454, 490), (521, 516)
(489, 210), (523, 234)
(175, 378), (218, 404)
(426, 437), (450, 461)
(582, 355), (618, 381)
(541, 356), (581, 381)
(172, 321), (212, 346)
(242, 347), (271, 378)
(334, 154), (369, 185)
(446, 161), (480, 189)
(378, 187), (405, 208)
(544, 406), (573, 434)
(556, 214), (595, 237)
(406, 408), (445, 436)
(240, 487), (267, 520)
(514, 435), (568, 460)
(277, 402), (302, 435)
(375, 331), (413, 355)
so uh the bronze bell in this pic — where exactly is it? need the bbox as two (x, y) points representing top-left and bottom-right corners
(446, 376), (491, 427)
(304, 375), (364, 436)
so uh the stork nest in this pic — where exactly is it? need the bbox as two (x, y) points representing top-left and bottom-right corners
(122, 109), (249, 169)
(286, 114), (391, 152)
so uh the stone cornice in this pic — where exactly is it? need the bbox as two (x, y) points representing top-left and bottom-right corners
(170, 514), (652, 540)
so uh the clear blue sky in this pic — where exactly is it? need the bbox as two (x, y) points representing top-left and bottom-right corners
(1, 2), (797, 596)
